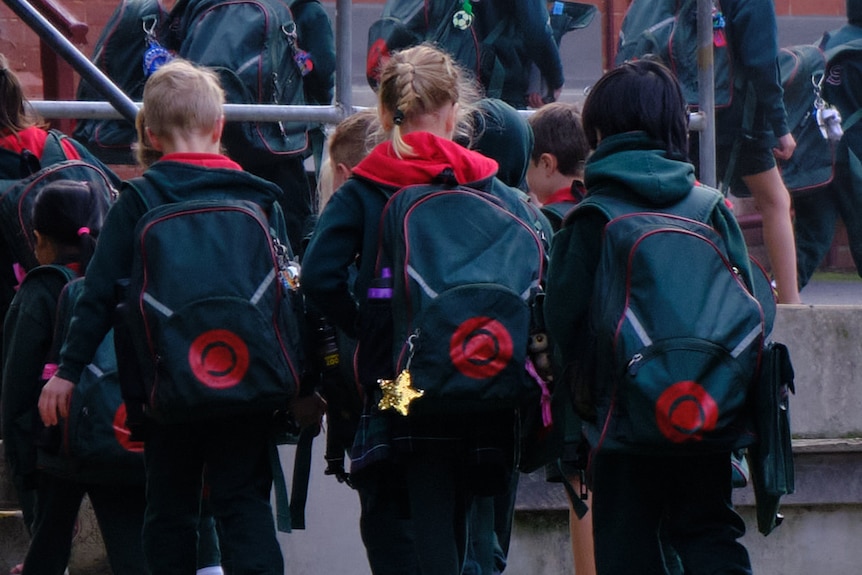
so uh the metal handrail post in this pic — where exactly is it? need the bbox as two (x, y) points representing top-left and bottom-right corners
(334, 0), (353, 116)
(2, 0), (139, 123)
(697, 0), (717, 187)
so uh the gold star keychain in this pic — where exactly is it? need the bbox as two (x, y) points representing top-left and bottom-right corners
(378, 333), (423, 416)
(378, 370), (424, 416)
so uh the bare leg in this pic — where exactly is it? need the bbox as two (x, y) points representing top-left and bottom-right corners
(568, 474), (596, 575)
(742, 168), (802, 304)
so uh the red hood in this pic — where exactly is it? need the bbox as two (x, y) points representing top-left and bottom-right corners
(352, 132), (498, 188)
(0, 126), (80, 160)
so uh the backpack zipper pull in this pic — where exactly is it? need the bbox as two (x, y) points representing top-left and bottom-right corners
(627, 353), (644, 376)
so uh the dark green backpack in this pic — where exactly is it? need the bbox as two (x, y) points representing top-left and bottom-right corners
(74, 0), (165, 164)
(366, 0), (501, 91)
(0, 149), (117, 274)
(570, 186), (765, 453)
(364, 182), (545, 415)
(616, 0), (736, 108)
(119, 179), (306, 423)
(163, 0), (309, 167)
(772, 44), (834, 196)
(38, 267), (145, 472)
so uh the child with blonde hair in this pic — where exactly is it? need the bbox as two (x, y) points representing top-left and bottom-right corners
(302, 44), (550, 574)
(39, 59), (322, 575)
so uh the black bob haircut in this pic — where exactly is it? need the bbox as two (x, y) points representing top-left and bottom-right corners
(581, 58), (690, 161)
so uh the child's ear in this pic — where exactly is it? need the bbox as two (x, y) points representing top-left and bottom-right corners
(146, 128), (164, 152)
(212, 115), (225, 143)
(334, 162), (352, 185)
(33, 230), (57, 266)
(540, 152), (558, 175)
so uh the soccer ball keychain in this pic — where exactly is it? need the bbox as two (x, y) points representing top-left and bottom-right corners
(452, 1), (474, 30)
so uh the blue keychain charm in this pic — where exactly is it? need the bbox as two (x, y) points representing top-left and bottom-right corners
(142, 16), (173, 77)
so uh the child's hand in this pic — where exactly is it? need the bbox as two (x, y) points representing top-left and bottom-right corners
(38, 376), (75, 426)
(289, 392), (327, 429)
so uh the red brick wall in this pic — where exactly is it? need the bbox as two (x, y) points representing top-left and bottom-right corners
(0, 0), (120, 98)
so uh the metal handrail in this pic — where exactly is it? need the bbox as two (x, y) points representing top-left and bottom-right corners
(11, 0), (716, 184)
(2, 0), (138, 122)
(28, 101), (354, 124)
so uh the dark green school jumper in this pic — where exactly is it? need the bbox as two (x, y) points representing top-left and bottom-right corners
(545, 131), (754, 575)
(3, 263), (147, 574)
(303, 132), (550, 575)
(54, 154), (288, 575)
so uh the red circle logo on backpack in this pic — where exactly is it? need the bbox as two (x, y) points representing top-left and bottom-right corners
(655, 380), (719, 443)
(189, 329), (250, 389)
(112, 404), (144, 453)
(449, 317), (513, 379)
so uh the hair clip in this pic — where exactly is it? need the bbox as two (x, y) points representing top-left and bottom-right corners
(393, 109), (405, 126)
(77, 227), (91, 237)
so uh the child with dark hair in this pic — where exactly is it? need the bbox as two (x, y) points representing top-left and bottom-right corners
(527, 101), (590, 230)
(2, 179), (147, 575)
(0, 54), (81, 175)
(545, 59), (755, 575)
(0, 54), (120, 360)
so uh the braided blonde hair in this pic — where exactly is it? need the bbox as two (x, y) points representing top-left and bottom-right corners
(377, 43), (478, 158)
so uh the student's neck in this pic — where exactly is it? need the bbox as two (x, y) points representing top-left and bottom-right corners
(160, 135), (221, 156)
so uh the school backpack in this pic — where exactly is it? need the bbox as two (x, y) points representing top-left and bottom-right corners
(74, 0), (165, 164)
(570, 185), (765, 453)
(366, 182), (545, 415)
(768, 43), (836, 196)
(117, 178), (306, 423)
(38, 266), (145, 471)
(615, 0), (736, 109)
(162, 0), (309, 167)
(0, 132), (118, 332)
(367, 0), (494, 91)
(0, 150), (118, 275)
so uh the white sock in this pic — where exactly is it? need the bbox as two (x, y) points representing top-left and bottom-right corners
(196, 567), (224, 575)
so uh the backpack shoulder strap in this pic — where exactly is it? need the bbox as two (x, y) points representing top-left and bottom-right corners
(41, 130), (74, 167)
(540, 200), (577, 231)
(25, 264), (77, 370)
(125, 176), (158, 212)
(570, 184), (721, 225)
(823, 36), (862, 64)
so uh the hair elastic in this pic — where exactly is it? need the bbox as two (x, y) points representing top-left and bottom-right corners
(77, 227), (90, 237)
(393, 109), (405, 126)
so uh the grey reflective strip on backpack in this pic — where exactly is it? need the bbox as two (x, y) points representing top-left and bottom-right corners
(731, 325), (762, 359)
(625, 308), (653, 347)
(251, 269), (276, 305)
(86, 363), (105, 378)
(143, 292), (173, 317)
(408, 264), (540, 301)
(143, 268), (275, 316)
(647, 16), (675, 35)
(408, 265), (438, 299)
(626, 307), (761, 359)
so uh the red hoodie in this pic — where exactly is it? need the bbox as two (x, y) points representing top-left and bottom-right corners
(352, 131), (499, 188)
(0, 126), (80, 160)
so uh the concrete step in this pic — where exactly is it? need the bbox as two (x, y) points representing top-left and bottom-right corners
(510, 438), (862, 575)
